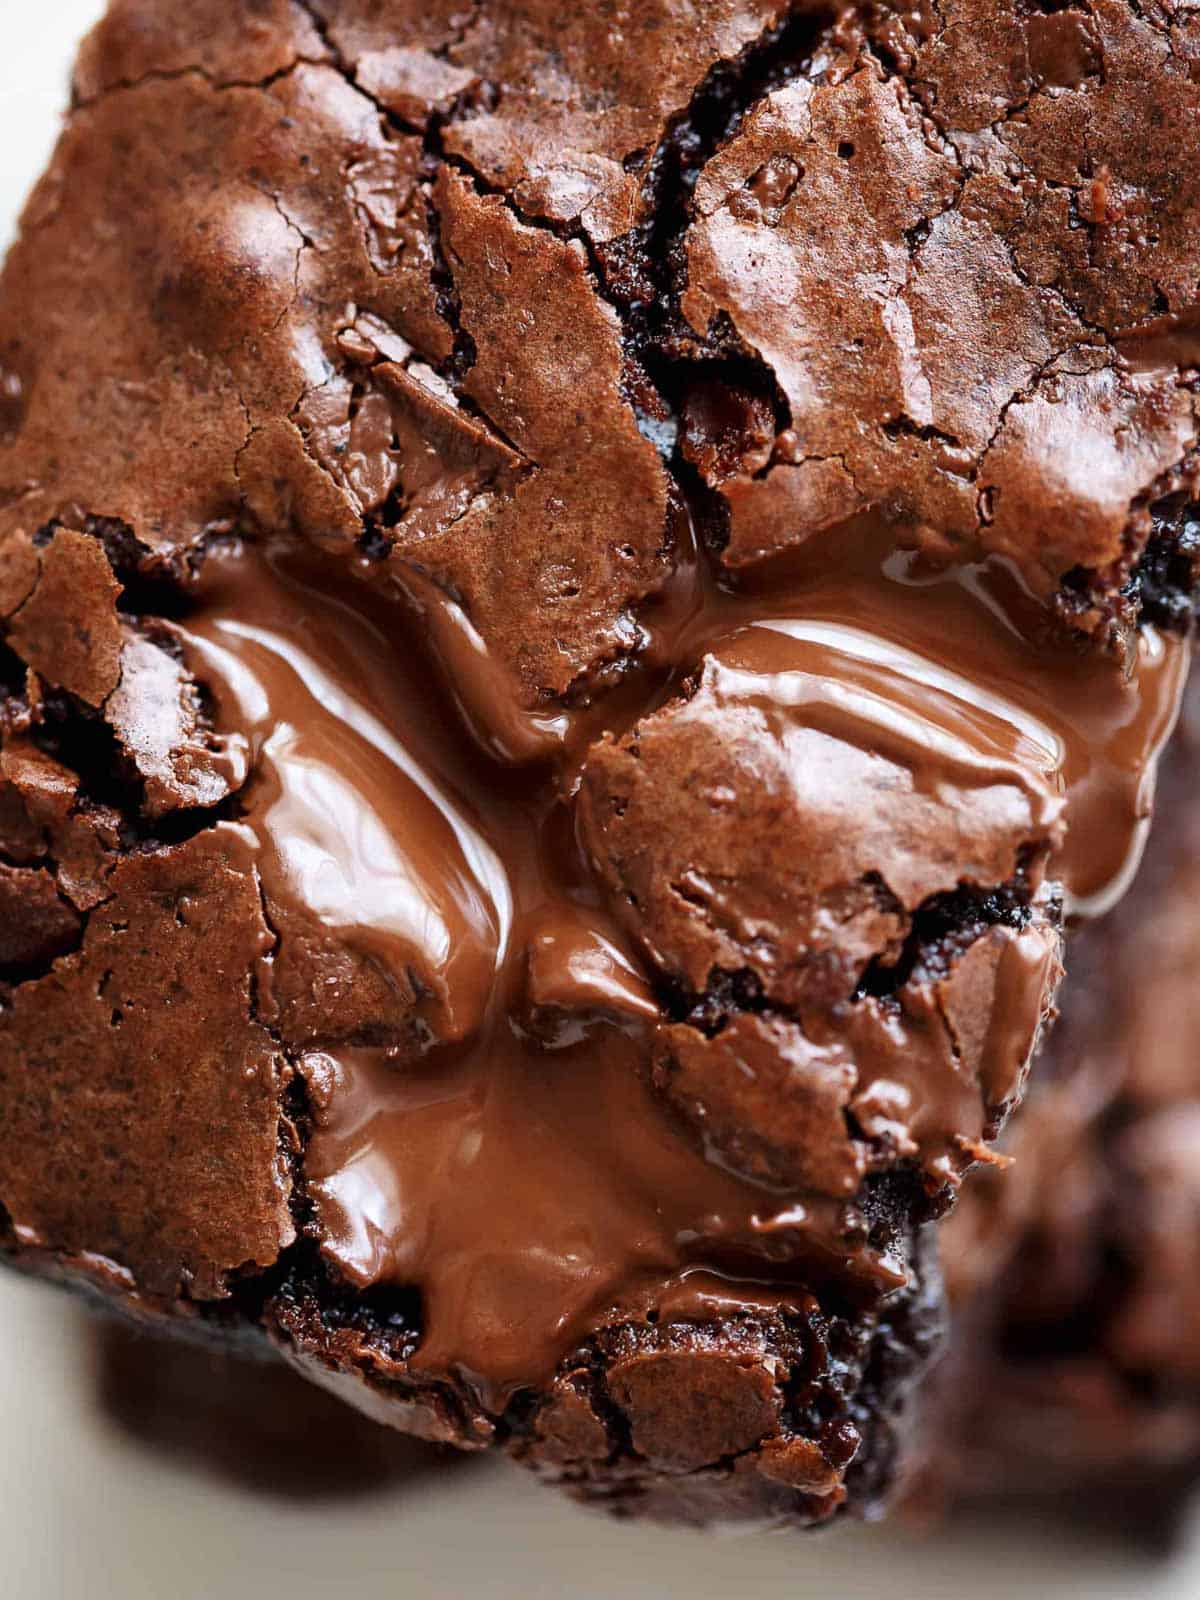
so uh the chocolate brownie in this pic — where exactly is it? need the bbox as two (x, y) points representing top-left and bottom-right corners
(0, 1), (1196, 1528)
(920, 674), (1200, 1534)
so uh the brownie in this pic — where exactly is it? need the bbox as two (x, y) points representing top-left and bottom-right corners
(0, 1), (1197, 1528)
(919, 675), (1200, 1535)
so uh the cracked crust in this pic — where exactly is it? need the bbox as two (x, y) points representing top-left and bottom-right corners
(0, 0), (1196, 1535)
(0, 1), (1193, 702)
(675, 13), (1200, 630)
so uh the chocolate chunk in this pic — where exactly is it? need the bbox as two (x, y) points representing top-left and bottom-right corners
(105, 624), (249, 817)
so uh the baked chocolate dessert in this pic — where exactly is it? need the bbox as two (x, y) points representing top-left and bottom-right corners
(925, 674), (1200, 1535)
(0, 0), (1197, 1527)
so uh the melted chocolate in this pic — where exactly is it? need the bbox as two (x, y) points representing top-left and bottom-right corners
(652, 521), (1188, 921)
(179, 521), (1188, 1407)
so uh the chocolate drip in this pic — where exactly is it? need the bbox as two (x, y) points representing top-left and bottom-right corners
(176, 519), (1187, 1406)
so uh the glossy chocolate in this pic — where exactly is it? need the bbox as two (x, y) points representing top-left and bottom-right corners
(175, 524), (1186, 1403)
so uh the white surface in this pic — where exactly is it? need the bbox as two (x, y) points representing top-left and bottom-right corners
(1, 5), (1199, 1596)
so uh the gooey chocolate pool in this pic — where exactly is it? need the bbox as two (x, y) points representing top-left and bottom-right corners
(182, 516), (1186, 1408)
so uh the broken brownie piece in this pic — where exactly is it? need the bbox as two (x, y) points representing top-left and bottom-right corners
(0, 0), (1197, 1530)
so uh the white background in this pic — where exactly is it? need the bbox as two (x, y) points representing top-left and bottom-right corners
(1, 4), (1199, 1595)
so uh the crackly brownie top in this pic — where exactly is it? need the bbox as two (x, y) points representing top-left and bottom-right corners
(0, 0), (1197, 1457)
